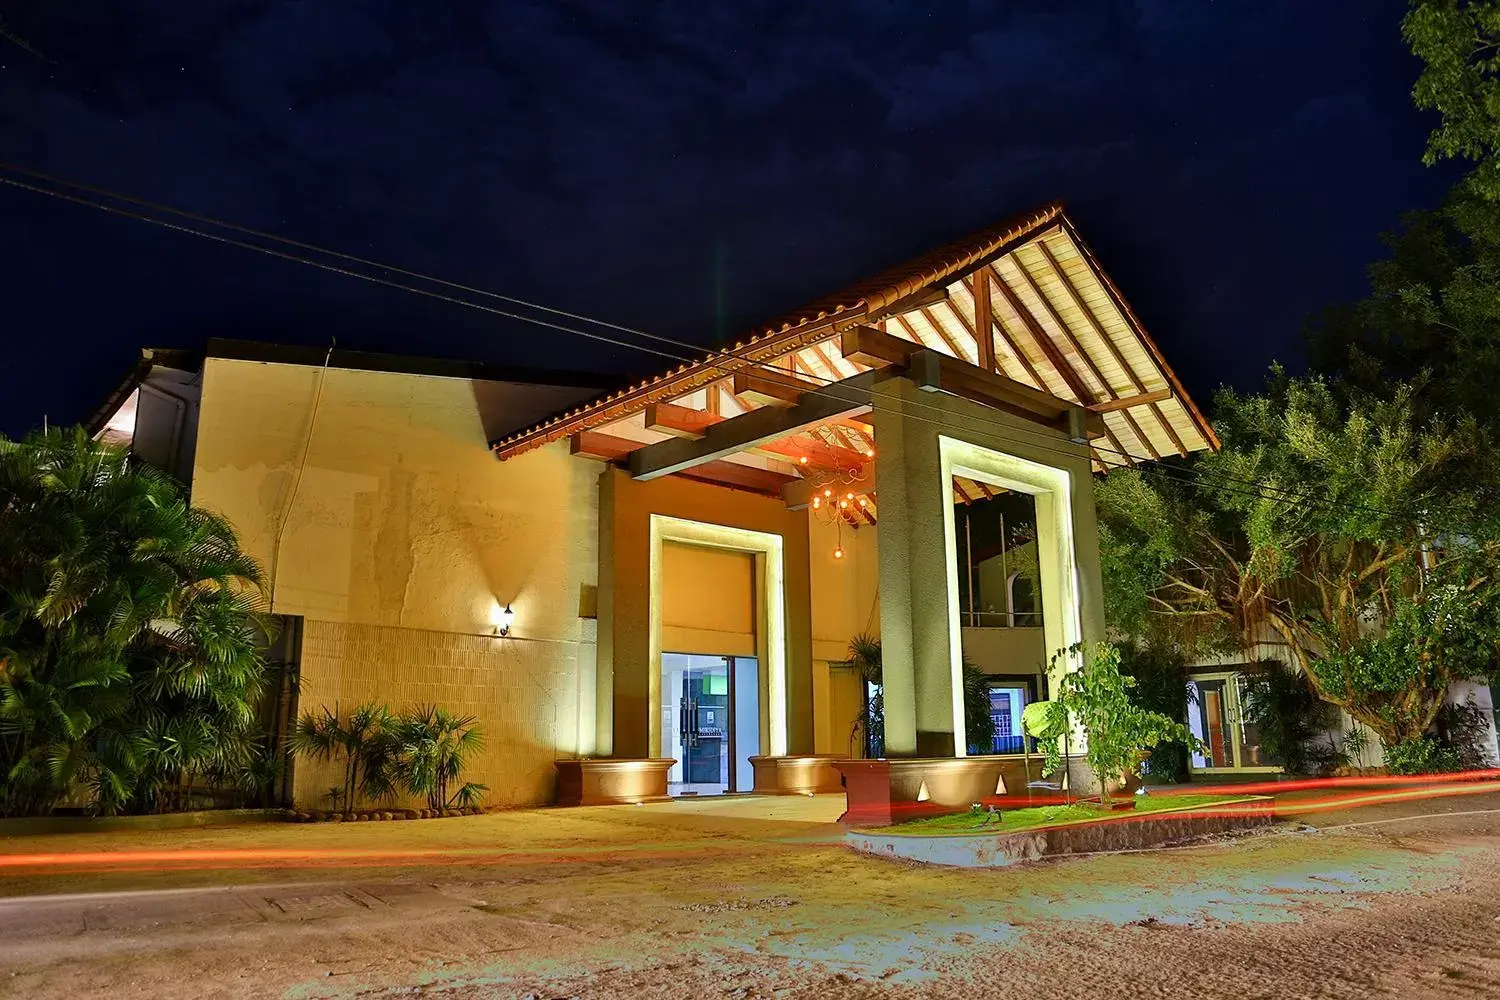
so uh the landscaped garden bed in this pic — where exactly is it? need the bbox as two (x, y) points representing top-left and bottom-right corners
(286, 806), (485, 823)
(845, 793), (1276, 867)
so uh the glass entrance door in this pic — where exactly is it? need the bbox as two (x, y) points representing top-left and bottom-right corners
(662, 653), (759, 796)
(1186, 670), (1281, 773)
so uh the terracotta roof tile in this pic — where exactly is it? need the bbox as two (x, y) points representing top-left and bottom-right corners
(491, 202), (1066, 456)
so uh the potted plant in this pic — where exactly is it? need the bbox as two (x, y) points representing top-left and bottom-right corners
(1024, 642), (1201, 807)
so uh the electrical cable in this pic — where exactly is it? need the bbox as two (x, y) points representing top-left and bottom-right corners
(1, 163), (1484, 533)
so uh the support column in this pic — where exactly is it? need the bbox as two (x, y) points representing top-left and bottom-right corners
(873, 381), (959, 757)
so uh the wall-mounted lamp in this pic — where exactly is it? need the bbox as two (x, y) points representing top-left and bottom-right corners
(496, 603), (515, 637)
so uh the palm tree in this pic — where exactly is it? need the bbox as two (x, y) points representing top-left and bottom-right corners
(836, 632), (996, 758)
(0, 428), (273, 815)
(393, 706), (487, 811)
(289, 702), (398, 810)
(839, 633), (884, 758)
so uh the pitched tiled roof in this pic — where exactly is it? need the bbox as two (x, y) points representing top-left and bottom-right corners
(490, 201), (1216, 461)
(492, 205), (1218, 464)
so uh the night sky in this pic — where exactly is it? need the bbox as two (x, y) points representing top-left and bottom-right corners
(0, 1), (1456, 437)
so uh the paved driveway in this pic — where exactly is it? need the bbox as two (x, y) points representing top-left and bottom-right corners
(4, 789), (1500, 998)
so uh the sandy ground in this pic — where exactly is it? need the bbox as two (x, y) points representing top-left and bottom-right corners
(4, 790), (1500, 999)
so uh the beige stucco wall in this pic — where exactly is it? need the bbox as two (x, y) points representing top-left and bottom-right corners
(190, 358), (602, 808)
(807, 516), (879, 756)
(808, 516), (879, 662)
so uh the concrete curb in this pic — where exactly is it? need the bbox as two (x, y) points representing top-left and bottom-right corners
(844, 799), (1277, 867)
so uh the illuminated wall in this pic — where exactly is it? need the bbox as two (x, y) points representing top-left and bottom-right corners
(190, 358), (602, 807)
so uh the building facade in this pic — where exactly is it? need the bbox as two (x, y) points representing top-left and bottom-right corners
(94, 203), (1225, 809)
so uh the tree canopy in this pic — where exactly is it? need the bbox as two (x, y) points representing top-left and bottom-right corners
(1096, 375), (1500, 746)
(1094, 3), (1500, 758)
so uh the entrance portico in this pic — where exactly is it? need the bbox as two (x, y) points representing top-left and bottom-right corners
(492, 202), (1217, 809)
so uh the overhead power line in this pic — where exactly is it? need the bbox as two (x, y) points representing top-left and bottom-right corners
(0, 162), (1478, 531)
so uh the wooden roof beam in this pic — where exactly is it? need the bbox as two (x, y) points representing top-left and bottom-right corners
(752, 434), (871, 472)
(841, 325), (1103, 438)
(1086, 388), (1171, 413)
(970, 263), (996, 373)
(570, 430), (643, 462)
(1005, 251), (1161, 461)
(679, 460), (797, 497)
(1035, 239), (1188, 456)
(630, 371), (876, 481)
(645, 401), (724, 440)
(732, 369), (808, 408)
(953, 276), (1044, 389)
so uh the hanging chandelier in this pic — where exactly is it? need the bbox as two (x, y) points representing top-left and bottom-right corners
(790, 431), (874, 561)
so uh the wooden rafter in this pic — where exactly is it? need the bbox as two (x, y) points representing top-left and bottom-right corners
(814, 340), (859, 380)
(918, 306), (975, 365)
(988, 262), (1092, 404)
(1004, 251), (1162, 461)
(1035, 239), (1188, 456)
(1058, 214), (1218, 450)
(892, 313), (940, 356)
(1087, 388), (1171, 412)
(952, 278), (1040, 389)
(971, 261), (996, 372)
(753, 433), (870, 472)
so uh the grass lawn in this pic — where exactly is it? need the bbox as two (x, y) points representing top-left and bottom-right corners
(870, 794), (1255, 837)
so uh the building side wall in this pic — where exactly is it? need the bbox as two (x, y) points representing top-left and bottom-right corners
(1186, 626), (1500, 771)
(190, 358), (601, 808)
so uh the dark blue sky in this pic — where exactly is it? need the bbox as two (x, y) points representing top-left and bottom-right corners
(0, 1), (1454, 436)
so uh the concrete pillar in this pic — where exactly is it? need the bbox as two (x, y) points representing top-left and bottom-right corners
(870, 376), (1107, 761)
(873, 381), (959, 757)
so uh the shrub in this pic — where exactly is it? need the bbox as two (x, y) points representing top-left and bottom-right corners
(390, 706), (488, 811)
(1240, 659), (1342, 775)
(1118, 642), (1191, 782)
(1026, 642), (1201, 802)
(1381, 735), (1461, 775)
(0, 428), (274, 817)
(291, 703), (487, 810)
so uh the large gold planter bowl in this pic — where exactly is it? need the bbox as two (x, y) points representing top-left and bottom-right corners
(554, 758), (676, 806)
(748, 755), (848, 795)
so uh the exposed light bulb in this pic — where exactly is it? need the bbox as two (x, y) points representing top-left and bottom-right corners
(858, 497), (868, 507)
(865, 448), (875, 458)
(833, 547), (844, 559)
(812, 496), (821, 509)
(823, 488), (833, 498)
(839, 499), (849, 509)
(799, 455), (809, 465)
(845, 492), (854, 500)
